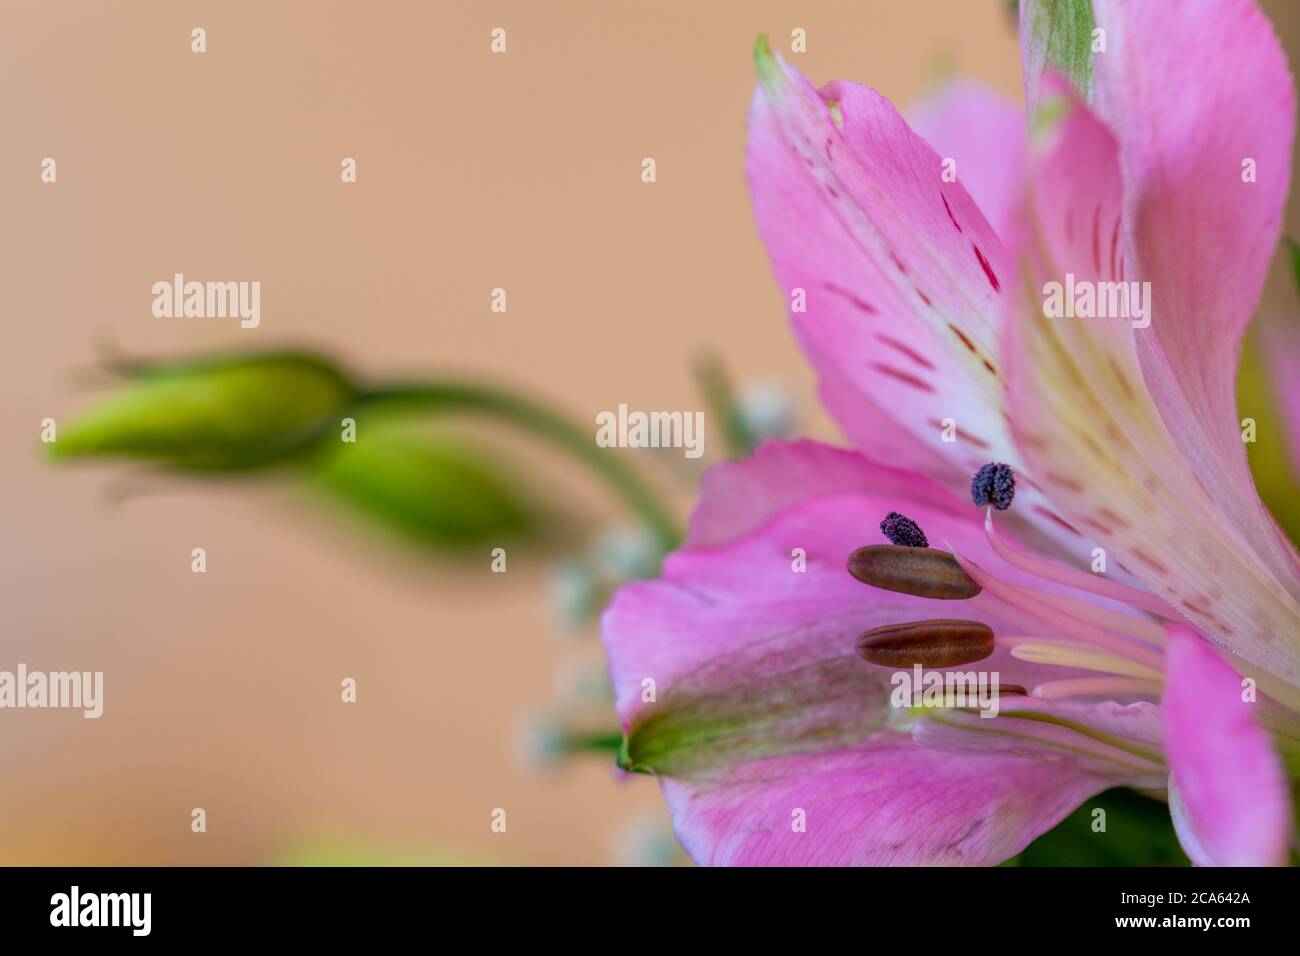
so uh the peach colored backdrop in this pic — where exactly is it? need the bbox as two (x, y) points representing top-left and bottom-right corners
(2, 0), (1298, 864)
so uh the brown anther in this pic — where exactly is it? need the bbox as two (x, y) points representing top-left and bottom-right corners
(855, 619), (995, 668)
(847, 545), (981, 600)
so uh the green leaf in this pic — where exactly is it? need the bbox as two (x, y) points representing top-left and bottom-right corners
(1236, 238), (1300, 547)
(1012, 787), (1190, 866)
(1020, 0), (1096, 120)
(47, 352), (355, 472)
(311, 418), (540, 551)
(1286, 236), (1300, 288)
(1239, 326), (1300, 545)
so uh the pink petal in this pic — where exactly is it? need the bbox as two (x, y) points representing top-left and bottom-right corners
(974, 696), (1164, 751)
(609, 439), (1099, 727)
(601, 440), (1131, 864)
(604, 442), (1012, 728)
(908, 81), (1025, 248)
(913, 696), (1167, 792)
(686, 438), (966, 550)
(746, 43), (1019, 503)
(1162, 626), (1292, 866)
(1002, 76), (1300, 688)
(909, 731), (1160, 793)
(1093, 0), (1300, 612)
(662, 742), (1109, 866)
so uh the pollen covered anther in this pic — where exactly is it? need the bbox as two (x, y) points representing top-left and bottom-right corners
(971, 462), (1016, 510)
(879, 511), (928, 548)
(855, 619), (995, 668)
(847, 544), (982, 599)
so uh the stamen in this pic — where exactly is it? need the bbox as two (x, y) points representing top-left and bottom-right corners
(879, 511), (928, 548)
(856, 619), (994, 668)
(952, 549), (1166, 670)
(944, 684), (1028, 712)
(983, 509), (1175, 621)
(971, 462), (1015, 510)
(1001, 638), (1165, 681)
(1030, 676), (1164, 700)
(919, 707), (1167, 776)
(847, 545), (981, 599)
(1040, 589), (1167, 649)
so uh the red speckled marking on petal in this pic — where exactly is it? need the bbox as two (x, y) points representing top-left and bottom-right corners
(822, 281), (877, 315)
(876, 333), (936, 370)
(1098, 508), (1131, 529)
(1091, 203), (1102, 274)
(1018, 475), (1047, 494)
(872, 363), (936, 394)
(1131, 548), (1171, 576)
(1107, 356), (1136, 400)
(1034, 505), (1084, 536)
(1044, 471), (1085, 493)
(949, 323), (977, 352)
(973, 244), (1000, 293)
(1108, 215), (1121, 278)
(925, 418), (991, 451)
(941, 193), (963, 234)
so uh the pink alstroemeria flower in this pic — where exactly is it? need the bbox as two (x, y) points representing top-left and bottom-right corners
(600, 0), (1300, 866)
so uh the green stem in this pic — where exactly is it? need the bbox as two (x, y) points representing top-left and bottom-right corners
(561, 730), (625, 755)
(353, 382), (682, 554)
(692, 352), (753, 459)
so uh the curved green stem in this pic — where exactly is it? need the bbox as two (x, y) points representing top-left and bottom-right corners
(561, 729), (625, 755)
(353, 382), (682, 554)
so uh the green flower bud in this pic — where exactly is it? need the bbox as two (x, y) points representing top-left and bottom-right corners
(47, 353), (356, 471)
(311, 418), (538, 550)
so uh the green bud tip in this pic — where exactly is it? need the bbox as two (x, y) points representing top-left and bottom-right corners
(753, 34), (783, 92)
(46, 352), (356, 472)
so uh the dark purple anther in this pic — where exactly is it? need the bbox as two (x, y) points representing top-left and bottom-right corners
(971, 462), (1016, 511)
(880, 511), (929, 548)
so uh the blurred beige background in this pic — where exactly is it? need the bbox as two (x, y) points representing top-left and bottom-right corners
(1, 0), (1298, 865)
